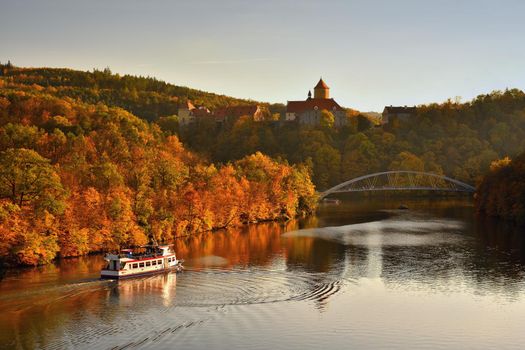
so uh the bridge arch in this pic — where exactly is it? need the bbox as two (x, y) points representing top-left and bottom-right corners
(319, 171), (475, 200)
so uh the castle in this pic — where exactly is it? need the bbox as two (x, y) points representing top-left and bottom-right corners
(285, 78), (347, 127)
(178, 78), (351, 128)
(178, 101), (266, 126)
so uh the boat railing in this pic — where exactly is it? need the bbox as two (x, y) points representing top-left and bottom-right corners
(116, 251), (166, 260)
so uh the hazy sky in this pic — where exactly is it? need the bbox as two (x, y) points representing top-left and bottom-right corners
(2, 0), (525, 111)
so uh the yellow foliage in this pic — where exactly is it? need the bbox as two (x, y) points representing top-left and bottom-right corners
(0, 88), (318, 266)
(489, 156), (512, 172)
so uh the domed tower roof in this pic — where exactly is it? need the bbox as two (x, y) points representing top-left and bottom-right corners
(315, 78), (329, 89)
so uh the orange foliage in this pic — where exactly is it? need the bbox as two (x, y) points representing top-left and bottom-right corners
(0, 90), (317, 266)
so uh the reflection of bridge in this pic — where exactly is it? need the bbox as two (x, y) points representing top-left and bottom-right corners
(319, 171), (476, 200)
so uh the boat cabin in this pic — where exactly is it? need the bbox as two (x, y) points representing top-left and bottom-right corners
(101, 245), (182, 279)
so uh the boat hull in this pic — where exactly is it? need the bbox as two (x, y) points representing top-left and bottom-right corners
(100, 262), (183, 280)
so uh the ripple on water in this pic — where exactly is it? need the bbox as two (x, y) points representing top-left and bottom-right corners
(173, 267), (349, 307)
(10, 209), (522, 350)
(29, 265), (350, 349)
(283, 216), (466, 247)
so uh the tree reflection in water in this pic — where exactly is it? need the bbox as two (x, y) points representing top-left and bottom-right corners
(2, 198), (525, 349)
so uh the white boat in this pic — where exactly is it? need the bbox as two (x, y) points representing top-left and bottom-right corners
(100, 245), (183, 279)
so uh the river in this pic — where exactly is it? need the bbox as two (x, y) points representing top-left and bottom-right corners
(1, 197), (525, 350)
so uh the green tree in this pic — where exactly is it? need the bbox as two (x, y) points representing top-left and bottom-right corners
(0, 123), (43, 150)
(389, 151), (425, 172)
(91, 161), (124, 191)
(156, 115), (179, 135)
(0, 148), (65, 214)
(320, 110), (335, 128)
(356, 114), (374, 132)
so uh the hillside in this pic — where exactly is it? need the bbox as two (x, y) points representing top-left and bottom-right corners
(476, 153), (525, 222)
(0, 78), (316, 266)
(179, 90), (525, 189)
(0, 64), (286, 121)
(2, 64), (525, 192)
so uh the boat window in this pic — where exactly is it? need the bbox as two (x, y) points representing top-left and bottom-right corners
(139, 262), (145, 268)
(152, 260), (157, 266)
(158, 260), (163, 265)
(167, 258), (171, 262)
(133, 263), (138, 269)
(146, 261), (151, 267)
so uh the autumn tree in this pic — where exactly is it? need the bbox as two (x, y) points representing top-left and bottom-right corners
(0, 148), (65, 214)
(320, 110), (335, 129)
(476, 152), (525, 222)
(389, 151), (425, 172)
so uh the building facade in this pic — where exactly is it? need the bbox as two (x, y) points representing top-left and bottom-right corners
(286, 78), (347, 127)
(381, 106), (417, 125)
(178, 101), (212, 126)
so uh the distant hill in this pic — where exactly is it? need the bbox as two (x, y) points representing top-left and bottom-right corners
(3, 63), (525, 191)
(0, 64), (286, 121)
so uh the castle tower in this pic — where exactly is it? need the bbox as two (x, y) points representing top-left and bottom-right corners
(314, 78), (329, 99)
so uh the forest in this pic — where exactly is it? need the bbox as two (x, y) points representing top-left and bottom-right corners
(0, 64), (286, 121)
(179, 90), (525, 190)
(1, 64), (525, 265)
(476, 152), (525, 222)
(7, 65), (524, 191)
(0, 66), (316, 266)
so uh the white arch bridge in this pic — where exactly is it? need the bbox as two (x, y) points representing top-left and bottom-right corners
(319, 171), (476, 200)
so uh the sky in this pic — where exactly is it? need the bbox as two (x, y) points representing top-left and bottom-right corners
(2, 0), (525, 111)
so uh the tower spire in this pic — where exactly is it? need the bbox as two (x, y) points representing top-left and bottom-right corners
(314, 78), (330, 99)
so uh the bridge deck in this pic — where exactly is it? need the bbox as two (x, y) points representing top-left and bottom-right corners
(319, 171), (476, 199)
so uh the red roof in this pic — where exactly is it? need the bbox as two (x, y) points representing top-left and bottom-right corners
(191, 108), (212, 118)
(213, 105), (259, 118)
(183, 100), (196, 110)
(315, 78), (329, 89)
(286, 98), (343, 114)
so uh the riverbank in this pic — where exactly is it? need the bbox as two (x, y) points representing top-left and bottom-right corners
(476, 153), (525, 223)
(3, 198), (525, 350)
(0, 151), (317, 267)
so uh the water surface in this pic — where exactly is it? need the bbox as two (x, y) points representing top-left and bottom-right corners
(1, 198), (525, 349)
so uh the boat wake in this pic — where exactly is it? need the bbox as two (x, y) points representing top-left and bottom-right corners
(172, 267), (349, 308)
(0, 278), (114, 311)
